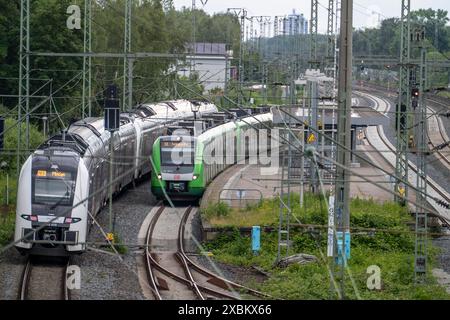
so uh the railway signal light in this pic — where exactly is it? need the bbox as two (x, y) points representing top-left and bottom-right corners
(412, 88), (419, 98)
(104, 84), (120, 132)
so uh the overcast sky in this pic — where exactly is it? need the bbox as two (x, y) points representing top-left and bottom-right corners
(173, 0), (450, 32)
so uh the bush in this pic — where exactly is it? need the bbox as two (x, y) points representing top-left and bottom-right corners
(0, 117), (45, 174)
(203, 193), (450, 299)
(202, 201), (231, 218)
(0, 211), (15, 248)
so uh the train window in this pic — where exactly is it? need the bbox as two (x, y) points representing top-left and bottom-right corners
(164, 102), (178, 111)
(160, 140), (195, 174)
(120, 117), (130, 126)
(32, 171), (75, 206)
(135, 106), (156, 118)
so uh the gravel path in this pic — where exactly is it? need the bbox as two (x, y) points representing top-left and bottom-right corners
(0, 179), (157, 300)
(69, 178), (158, 300)
(0, 247), (28, 300)
(190, 255), (268, 290)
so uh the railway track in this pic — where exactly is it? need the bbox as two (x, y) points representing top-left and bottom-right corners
(427, 107), (450, 168)
(19, 257), (71, 300)
(356, 83), (450, 168)
(425, 100), (450, 169)
(356, 87), (450, 223)
(144, 205), (269, 300)
(366, 125), (450, 226)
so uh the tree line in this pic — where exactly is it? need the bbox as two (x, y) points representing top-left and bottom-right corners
(0, 2), (449, 145)
(0, 0), (241, 117)
(0, 0), (241, 173)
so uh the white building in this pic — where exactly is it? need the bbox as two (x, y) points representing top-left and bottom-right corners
(282, 9), (308, 35)
(179, 43), (233, 93)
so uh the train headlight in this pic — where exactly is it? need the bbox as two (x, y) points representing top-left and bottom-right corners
(157, 174), (162, 180)
(21, 214), (38, 222)
(65, 217), (81, 224)
(192, 175), (198, 180)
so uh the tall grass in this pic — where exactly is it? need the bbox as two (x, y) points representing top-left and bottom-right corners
(203, 194), (450, 300)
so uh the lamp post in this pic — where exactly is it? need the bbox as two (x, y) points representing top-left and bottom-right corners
(191, 102), (201, 137)
(104, 85), (120, 241)
(42, 116), (48, 139)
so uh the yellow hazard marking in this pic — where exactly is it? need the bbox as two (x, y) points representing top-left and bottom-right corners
(307, 134), (316, 144)
(398, 187), (406, 197)
(106, 233), (115, 242)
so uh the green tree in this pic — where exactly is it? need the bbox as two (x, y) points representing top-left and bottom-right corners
(412, 9), (449, 52)
(0, 112), (45, 174)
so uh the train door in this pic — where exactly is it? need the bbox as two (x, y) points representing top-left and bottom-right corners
(89, 170), (96, 216)
(119, 135), (128, 188)
(129, 136), (136, 182)
(95, 163), (103, 214)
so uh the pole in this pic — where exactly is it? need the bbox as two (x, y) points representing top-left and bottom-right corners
(414, 28), (428, 283)
(239, 10), (247, 105)
(109, 132), (114, 234)
(25, 114), (29, 152)
(17, 0), (30, 177)
(128, 58), (134, 112)
(310, 79), (319, 193)
(395, 0), (411, 205)
(263, 62), (268, 104)
(326, 0), (335, 97)
(224, 54), (228, 98)
(321, 107), (325, 159)
(123, 0), (132, 112)
(310, 0), (318, 69)
(192, 0), (196, 74)
(300, 122), (305, 208)
(334, 0), (353, 299)
(82, 0), (92, 118)
(42, 116), (48, 139)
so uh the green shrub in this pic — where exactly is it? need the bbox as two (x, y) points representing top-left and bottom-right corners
(203, 193), (450, 300)
(202, 201), (231, 218)
(0, 211), (15, 248)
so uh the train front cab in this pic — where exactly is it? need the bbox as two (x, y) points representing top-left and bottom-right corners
(14, 152), (89, 256)
(151, 136), (205, 199)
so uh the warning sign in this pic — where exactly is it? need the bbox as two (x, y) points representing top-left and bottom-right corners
(106, 233), (115, 242)
(307, 133), (316, 144)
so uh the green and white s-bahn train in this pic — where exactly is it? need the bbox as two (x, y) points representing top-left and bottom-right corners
(151, 110), (273, 200)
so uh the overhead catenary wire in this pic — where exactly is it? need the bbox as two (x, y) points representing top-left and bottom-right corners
(176, 76), (450, 216)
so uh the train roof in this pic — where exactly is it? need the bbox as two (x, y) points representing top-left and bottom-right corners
(38, 100), (219, 156)
(196, 112), (272, 144)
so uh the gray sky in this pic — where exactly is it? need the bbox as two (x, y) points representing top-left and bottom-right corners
(173, 0), (450, 32)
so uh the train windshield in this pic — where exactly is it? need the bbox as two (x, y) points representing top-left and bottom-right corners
(160, 139), (195, 174)
(32, 170), (75, 206)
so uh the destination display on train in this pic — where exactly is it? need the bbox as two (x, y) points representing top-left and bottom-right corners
(161, 141), (192, 148)
(35, 170), (69, 178)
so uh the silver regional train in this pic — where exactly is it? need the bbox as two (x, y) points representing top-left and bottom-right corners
(14, 100), (218, 256)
